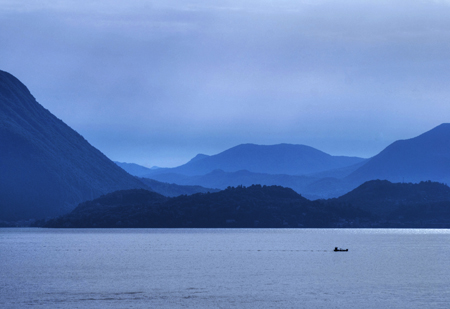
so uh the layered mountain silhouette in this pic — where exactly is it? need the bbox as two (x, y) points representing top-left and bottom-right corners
(143, 169), (321, 198)
(0, 70), (147, 221)
(115, 162), (156, 177)
(138, 178), (220, 197)
(4, 68), (450, 223)
(133, 144), (366, 199)
(131, 124), (450, 199)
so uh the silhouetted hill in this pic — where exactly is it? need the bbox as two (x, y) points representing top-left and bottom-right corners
(147, 169), (327, 199)
(144, 144), (366, 177)
(334, 180), (450, 216)
(147, 168), (363, 200)
(309, 160), (368, 179)
(0, 70), (147, 221)
(139, 178), (220, 197)
(347, 124), (450, 184)
(43, 181), (450, 228)
(44, 185), (370, 228)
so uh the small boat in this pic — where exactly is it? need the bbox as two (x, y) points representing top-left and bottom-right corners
(334, 247), (348, 252)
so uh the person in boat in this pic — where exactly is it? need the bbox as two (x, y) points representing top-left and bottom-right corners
(334, 247), (348, 251)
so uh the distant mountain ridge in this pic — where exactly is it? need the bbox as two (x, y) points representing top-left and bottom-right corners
(137, 124), (450, 199)
(144, 143), (366, 177)
(0, 70), (147, 221)
(139, 178), (220, 197)
(115, 162), (155, 177)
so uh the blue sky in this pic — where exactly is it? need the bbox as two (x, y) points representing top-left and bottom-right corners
(1, 0), (450, 167)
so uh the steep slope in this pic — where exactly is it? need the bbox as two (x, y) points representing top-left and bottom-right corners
(145, 143), (365, 177)
(0, 70), (147, 221)
(347, 124), (450, 184)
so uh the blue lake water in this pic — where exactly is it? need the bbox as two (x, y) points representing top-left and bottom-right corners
(1, 228), (450, 308)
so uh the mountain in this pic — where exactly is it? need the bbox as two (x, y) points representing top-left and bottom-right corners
(0, 70), (147, 221)
(44, 185), (371, 228)
(144, 144), (366, 177)
(115, 161), (156, 177)
(114, 162), (220, 197)
(42, 180), (450, 229)
(146, 170), (336, 199)
(333, 180), (450, 220)
(347, 124), (450, 184)
(139, 178), (220, 197)
(133, 124), (450, 199)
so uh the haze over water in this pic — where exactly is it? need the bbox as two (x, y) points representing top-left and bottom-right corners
(1, 228), (449, 308)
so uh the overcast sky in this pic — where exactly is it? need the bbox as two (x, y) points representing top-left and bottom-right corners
(1, 0), (450, 167)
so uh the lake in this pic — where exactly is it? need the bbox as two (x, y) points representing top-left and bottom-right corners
(1, 228), (449, 308)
